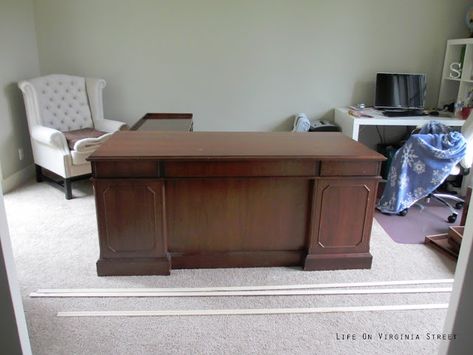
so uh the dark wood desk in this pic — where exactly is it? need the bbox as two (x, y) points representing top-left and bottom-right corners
(89, 132), (385, 276)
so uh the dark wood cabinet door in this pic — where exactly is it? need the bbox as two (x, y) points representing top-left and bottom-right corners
(308, 178), (378, 255)
(94, 180), (167, 259)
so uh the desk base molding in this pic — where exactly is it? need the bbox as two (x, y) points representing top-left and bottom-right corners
(97, 252), (373, 275)
(304, 253), (373, 271)
(97, 257), (171, 276)
(171, 251), (305, 270)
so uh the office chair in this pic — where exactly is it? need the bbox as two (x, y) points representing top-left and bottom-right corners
(432, 112), (473, 221)
(399, 114), (473, 222)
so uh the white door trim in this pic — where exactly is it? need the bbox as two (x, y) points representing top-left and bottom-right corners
(0, 186), (32, 354)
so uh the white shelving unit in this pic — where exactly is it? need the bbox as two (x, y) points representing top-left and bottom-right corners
(438, 38), (473, 108)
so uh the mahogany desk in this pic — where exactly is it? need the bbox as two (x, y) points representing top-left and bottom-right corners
(88, 132), (385, 276)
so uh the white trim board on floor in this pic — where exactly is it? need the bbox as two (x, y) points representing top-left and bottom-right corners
(30, 287), (453, 298)
(33, 278), (454, 295)
(57, 303), (450, 317)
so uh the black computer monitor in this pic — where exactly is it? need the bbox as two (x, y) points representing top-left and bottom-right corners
(374, 73), (426, 110)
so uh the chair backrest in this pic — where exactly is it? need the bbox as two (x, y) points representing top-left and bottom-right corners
(27, 74), (94, 132)
(461, 112), (473, 169)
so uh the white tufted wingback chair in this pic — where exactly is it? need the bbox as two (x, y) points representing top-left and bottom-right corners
(19, 74), (127, 199)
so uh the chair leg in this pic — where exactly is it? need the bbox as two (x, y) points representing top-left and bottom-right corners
(35, 164), (43, 183)
(64, 178), (73, 200)
(433, 193), (464, 204)
(431, 194), (457, 217)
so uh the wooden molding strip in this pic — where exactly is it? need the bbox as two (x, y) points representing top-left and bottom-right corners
(31, 287), (453, 298)
(34, 278), (454, 295)
(57, 303), (449, 317)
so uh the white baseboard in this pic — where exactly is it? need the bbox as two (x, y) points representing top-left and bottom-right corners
(1, 164), (35, 193)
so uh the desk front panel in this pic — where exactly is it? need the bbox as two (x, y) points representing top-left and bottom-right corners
(166, 178), (310, 252)
(92, 158), (381, 275)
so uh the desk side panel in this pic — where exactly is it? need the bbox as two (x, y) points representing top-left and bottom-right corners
(304, 177), (378, 270)
(93, 179), (170, 275)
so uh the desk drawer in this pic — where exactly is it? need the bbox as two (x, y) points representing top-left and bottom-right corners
(320, 161), (380, 177)
(164, 160), (318, 177)
(93, 161), (159, 178)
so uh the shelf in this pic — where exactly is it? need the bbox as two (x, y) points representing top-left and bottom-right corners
(439, 39), (473, 107)
(425, 234), (458, 259)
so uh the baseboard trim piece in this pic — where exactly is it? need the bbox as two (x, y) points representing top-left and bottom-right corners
(34, 278), (454, 295)
(1, 164), (34, 193)
(31, 286), (452, 298)
(57, 303), (449, 317)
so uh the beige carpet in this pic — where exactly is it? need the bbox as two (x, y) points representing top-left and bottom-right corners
(4, 179), (456, 355)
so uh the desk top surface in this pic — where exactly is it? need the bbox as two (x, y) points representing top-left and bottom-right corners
(89, 131), (385, 161)
(335, 108), (465, 126)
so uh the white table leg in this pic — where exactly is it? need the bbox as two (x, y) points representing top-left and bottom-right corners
(335, 111), (358, 141)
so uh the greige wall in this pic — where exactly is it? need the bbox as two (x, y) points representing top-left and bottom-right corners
(34, 0), (470, 131)
(0, 0), (471, 183)
(0, 0), (40, 182)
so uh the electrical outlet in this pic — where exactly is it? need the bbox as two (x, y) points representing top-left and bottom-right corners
(18, 148), (24, 161)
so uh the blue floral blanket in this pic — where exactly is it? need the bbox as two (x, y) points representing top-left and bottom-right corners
(377, 124), (467, 214)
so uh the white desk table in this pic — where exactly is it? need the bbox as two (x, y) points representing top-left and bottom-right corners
(334, 108), (465, 141)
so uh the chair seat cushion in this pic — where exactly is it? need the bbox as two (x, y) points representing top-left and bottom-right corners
(63, 128), (107, 150)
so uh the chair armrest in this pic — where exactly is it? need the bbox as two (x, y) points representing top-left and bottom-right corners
(73, 133), (113, 151)
(30, 126), (69, 153)
(94, 119), (127, 133)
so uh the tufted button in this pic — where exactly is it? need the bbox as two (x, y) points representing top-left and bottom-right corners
(65, 111), (68, 115)
(53, 113), (56, 116)
(72, 118), (75, 122)
(46, 82), (49, 86)
(54, 90), (57, 93)
(49, 98), (53, 102)
(65, 89), (69, 93)
(57, 105), (61, 108)
(73, 96), (76, 99)
(46, 105), (50, 110)
(61, 97), (65, 100)
(76, 111), (79, 114)
(59, 82), (62, 85)
(61, 120), (64, 123)
(42, 90), (46, 94)
(71, 81), (74, 85)
(69, 104), (72, 108)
